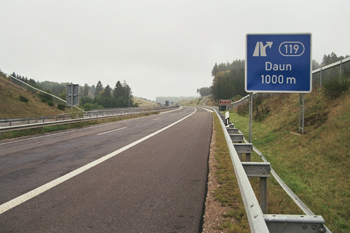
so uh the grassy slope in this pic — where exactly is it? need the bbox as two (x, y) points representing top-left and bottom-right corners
(230, 90), (350, 232)
(0, 76), (67, 118)
(132, 97), (159, 107)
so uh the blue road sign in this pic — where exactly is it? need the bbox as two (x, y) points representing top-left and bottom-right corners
(245, 33), (312, 93)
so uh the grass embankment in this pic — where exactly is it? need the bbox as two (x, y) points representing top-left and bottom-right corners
(0, 76), (68, 118)
(206, 113), (249, 232)
(230, 90), (350, 233)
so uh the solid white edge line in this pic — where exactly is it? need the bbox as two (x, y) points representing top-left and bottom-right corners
(97, 127), (127, 136)
(0, 107), (197, 215)
(202, 107), (214, 113)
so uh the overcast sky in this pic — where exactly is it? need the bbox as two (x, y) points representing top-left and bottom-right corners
(1, 0), (349, 101)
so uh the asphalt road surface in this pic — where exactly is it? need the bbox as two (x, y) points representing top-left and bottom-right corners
(0, 106), (213, 232)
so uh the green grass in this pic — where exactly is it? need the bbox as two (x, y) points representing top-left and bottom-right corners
(228, 91), (350, 232)
(211, 113), (250, 233)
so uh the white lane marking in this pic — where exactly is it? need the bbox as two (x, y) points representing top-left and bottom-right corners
(0, 107), (197, 215)
(159, 106), (182, 114)
(97, 127), (127, 136)
(203, 107), (214, 113)
(0, 112), (153, 146)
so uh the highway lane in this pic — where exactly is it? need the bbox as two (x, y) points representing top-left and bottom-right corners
(0, 107), (188, 205)
(0, 106), (213, 232)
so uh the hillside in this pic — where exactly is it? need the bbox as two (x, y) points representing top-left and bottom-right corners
(230, 89), (350, 232)
(132, 97), (159, 107)
(178, 96), (216, 106)
(0, 76), (67, 119)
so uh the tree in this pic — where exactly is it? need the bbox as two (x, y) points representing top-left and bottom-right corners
(95, 81), (104, 97)
(59, 88), (66, 101)
(89, 85), (96, 96)
(103, 84), (112, 98)
(211, 63), (219, 77)
(113, 81), (124, 99)
(83, 84), (90, 97)
(211, 60), (246, 101)
(198, 87), (212, 96)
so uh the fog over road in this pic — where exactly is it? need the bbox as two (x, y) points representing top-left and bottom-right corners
(0, 106), (213, 232)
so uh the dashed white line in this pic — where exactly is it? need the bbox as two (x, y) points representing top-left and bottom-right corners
(97, 127), (127, 135)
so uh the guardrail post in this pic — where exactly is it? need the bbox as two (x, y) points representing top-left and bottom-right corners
(264, 215), (326, 233)
(242, 162), (270, 214)
(249, 93), (253, 143)
(234, 143), (253, 162)
(230, 134), (244, 143)
(260, 177), (268, 213)
(227, 128), (238, 134)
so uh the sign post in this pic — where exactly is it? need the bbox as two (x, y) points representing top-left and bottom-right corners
(219, 99), (232, 111)
(66, 83), (79, 108)
(246, 33), (312, 135)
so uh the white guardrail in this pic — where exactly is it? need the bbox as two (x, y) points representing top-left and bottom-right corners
(214, 109), (328, 233)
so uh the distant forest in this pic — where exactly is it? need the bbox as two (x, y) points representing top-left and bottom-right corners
(204, 53), (350, 102)
(7, 72), (135, 110)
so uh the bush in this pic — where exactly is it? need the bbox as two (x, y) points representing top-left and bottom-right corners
(236, 103), (249, 116)
(83, 103), (103, 111)
(70, 109), (84, 119)
(48, 101), (54, 106)
(19, 95), (29, 102)
(38, 91), (53, 103)
(57, 103), (66, 110)
(323, 77), (350, 99)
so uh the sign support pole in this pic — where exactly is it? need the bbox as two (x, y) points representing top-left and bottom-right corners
(71, 83), (74, 110)
(298, 93), (305, 134)
(249, 93), (253, 143)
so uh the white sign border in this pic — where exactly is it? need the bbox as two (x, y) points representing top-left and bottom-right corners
(245, 33), (312, 93)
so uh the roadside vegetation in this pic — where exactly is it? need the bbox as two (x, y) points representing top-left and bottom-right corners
(229, 86), (350, 232)
(205, 113), (249, 232)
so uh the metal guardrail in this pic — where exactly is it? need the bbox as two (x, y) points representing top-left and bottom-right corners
(214, 110), (327, 233)
(214, 110), (269, 232)
(0, 106), (178, 134)
(312, 56), (350, 74)
(0, 106), (175, 127)
(312, 56), (350, 88)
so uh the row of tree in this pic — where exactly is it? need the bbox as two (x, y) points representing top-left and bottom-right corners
(211, 59), (246, 101)
(80, 80), (136, 109)
(197, 87), (211, 96)
(8, 72), (135, 110)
